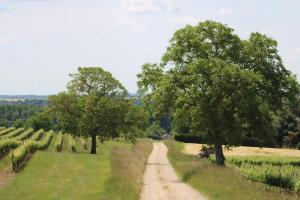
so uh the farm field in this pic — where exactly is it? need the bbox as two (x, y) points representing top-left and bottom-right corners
(0, 127), (151, 200)
(181, 142), (300, 195)
(183, 143), (300, 157)
(166, 141), (300, 200)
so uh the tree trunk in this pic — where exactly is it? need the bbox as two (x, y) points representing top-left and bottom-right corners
(91, 134), (97, 154)
(214, 143), (225, 165)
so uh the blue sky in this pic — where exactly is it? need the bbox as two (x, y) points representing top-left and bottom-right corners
(0, 0), (300, 94)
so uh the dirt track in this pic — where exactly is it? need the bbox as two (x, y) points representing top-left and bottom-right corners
(140, 142), (207, 200)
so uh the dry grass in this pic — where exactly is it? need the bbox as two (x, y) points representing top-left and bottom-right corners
(100, 139), (153, 200)
(183, 143), (300, 157)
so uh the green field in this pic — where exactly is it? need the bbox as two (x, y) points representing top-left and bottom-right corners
(0, 127), (152, 200)
(165, 141), (300, 200)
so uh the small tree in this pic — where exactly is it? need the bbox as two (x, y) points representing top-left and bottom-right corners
(49, 67), (130, 154)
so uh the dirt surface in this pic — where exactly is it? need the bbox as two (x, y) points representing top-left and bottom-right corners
(0, 168), (15, 188)
(183, 143), (300, 157)
(140, 142), (207, 200)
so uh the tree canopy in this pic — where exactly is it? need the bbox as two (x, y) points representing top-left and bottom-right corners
(137, 20), (299, 165)
(50, 67), (147, 154)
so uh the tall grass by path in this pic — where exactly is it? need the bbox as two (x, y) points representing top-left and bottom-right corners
(100, 139), (153, 200)
(165, 141), (300, 200)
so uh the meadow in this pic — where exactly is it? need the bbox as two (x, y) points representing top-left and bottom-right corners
(179, 142), (300, 198)
(0, 127), (152, 200)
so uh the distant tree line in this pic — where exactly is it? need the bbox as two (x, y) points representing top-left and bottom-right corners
(0, 105), (43, 127)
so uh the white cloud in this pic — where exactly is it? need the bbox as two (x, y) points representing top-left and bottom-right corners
(217, 8), (233, 16)
(141, 47), (157, 55)
(291, 48), (300, 56)
(115, 18), (146, 32)
(0, 35), (16, 43)
(259, 29), (274, 36)
(164, 0), (180, 12)
(172, 16), (199, 26)
(121, 0), (162, 13)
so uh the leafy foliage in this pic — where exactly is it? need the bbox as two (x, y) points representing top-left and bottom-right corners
(227, 156), (300, 191)
(12, 131), (53, 171)
(50, 67), (147, 154)
(56, 132), (63, 152)
(0, 105), (43, 127)
(137, 20), (299, 165)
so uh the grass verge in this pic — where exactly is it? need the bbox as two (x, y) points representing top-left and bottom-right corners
(165, 140), (300, 200)
(100, 139), (153, 200)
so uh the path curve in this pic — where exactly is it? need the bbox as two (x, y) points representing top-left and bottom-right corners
(140, 142), (207, 200)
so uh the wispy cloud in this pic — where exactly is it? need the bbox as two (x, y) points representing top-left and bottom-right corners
(115, 18), (147, 32)
(291, 48), (300, 56)
(121, 0), (162, 13)
(171, 16), (199, 26)
(0, 35), (16, 43)
(0, 4), (9, 12)
(164, 0), (180, 12)
(141, 47), (158, 55)
(259, 29), (274, 36)
(217, 8), (233, 16)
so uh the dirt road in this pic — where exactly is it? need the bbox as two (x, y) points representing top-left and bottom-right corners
(140, 142), (207, 200)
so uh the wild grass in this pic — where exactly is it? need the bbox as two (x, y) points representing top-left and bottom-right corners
(0, 140), (131, 200)
(165, 141), (300, 200)
(100, 139), (153, 200)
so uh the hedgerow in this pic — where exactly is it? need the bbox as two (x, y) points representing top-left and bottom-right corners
(0, 127), (16, 136)
(2, 128), (25, 139)
(0, 139), (21, 155)
(14, 128), (34, 141)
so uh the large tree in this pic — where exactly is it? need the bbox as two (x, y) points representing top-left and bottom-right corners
(50, 67), (144, 154)
(137, 20), (298, 165)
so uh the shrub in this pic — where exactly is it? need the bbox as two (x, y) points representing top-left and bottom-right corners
(14, 128), (34, 140)
(2, 128), (25, 139)
(0, 127), (16, 136)
(174, 134), (203, 143)
(145, 123), (166, 140)
(56, 132), (63, 152)
(241, 136), (276, 147)
(80, 137), (87, 150)
(228, 156), (300, 191)
(68, 134), (76, 152)
(30, 129), (44, 141)
(12, 131), (53, 171)
(296, 142), (300, 150)
(0, 139), (21, 155)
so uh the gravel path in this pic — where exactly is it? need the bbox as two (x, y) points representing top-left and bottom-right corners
(140, 142), (207, 200)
